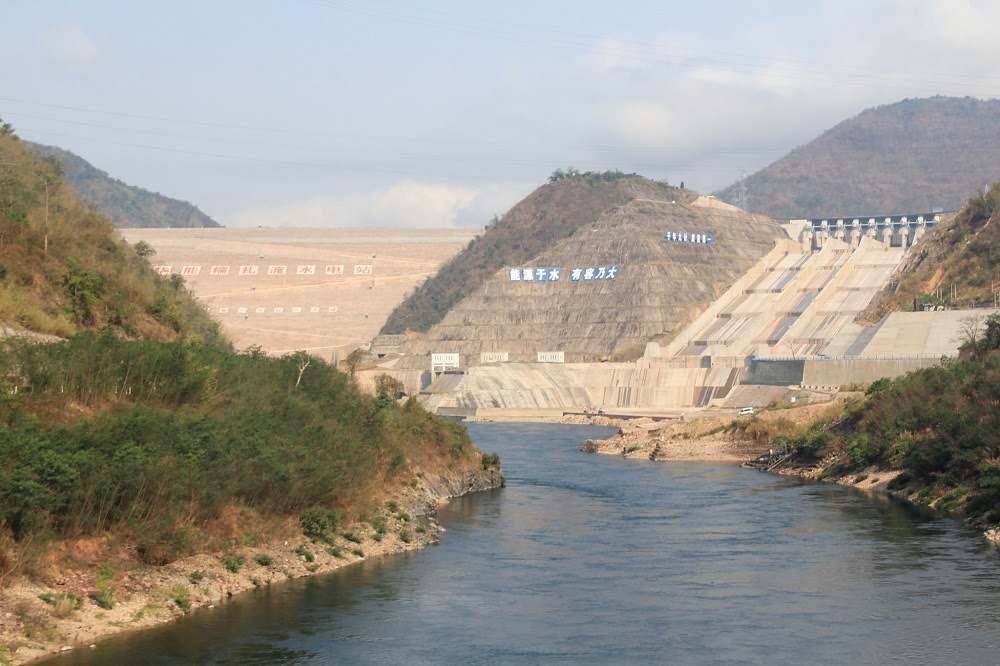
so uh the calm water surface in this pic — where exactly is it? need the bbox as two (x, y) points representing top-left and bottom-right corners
(48, 423), (1000, 665)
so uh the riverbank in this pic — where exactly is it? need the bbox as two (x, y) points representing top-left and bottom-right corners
(1, 467), (503, 665)
(582, 402), (1000, 543)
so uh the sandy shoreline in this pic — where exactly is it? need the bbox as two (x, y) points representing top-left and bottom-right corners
(2, 468), (503, 665)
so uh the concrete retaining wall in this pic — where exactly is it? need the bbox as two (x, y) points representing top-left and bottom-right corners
(742, 360), (805, 386)
(802, 358), (941, 387)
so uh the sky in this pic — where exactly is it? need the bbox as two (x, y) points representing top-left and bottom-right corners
(3, 1), (1000, 228)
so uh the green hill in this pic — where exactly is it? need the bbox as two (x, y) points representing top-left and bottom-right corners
(26, 141), (221, 228)
(0, 116), (498, 591)
(0, 121), (222, 342)
(715, 96), (1000, 218)
(381, 170), (694, 335)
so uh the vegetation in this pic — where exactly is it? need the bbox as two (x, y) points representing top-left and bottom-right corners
(748, 326), (1000, 525)
(715, 97), (1000, 218)
(26, 142), (221, 228)
(0, 119), (224, 342)
(0, 330), (476, 580)
(94, 561), (115, 609)
(381, 172), (687, 334)
(866, 181), (1000, 319)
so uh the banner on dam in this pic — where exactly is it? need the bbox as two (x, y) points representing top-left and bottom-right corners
(664, 232), (712, 244)
(508, 266), (619, 282)
(151, 264), (369, 277)
(537, 351), (565, 363)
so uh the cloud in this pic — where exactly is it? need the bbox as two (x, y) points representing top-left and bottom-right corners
(37, 25), (101, 73)
(222, 180), (527, 229)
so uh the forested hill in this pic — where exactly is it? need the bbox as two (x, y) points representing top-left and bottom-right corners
(0, 119), (222, 342)
(26, 141), (221, 228)
(381, 171), (692, 335)
(715, 96), (1000, 218)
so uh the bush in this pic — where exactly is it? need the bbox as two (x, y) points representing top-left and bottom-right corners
(222, 553), (245, 573)
(399, 529), (412, 544)
(300, 506), (340, 542)
(94, 561), (115, 609)
(254, 554), (273, 566)
(294, 545), (314, 563)
(481, 453), (501, 469)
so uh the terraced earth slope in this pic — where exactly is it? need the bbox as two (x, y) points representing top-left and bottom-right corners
(381, 172), (691, 335)
(395, 196), (786, 370)
(715, 96), (1000, 218)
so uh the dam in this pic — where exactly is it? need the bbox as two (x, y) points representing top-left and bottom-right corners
(401, 207), (992, 418)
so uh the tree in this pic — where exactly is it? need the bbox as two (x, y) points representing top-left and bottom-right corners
(955, 313), (987, 356)
(133, 240), (156, 259)
(344, 348), (367, 379)
(984, 313), (1000, 352)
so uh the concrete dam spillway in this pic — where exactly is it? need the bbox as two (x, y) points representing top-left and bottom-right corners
(400, 203), (983, 418)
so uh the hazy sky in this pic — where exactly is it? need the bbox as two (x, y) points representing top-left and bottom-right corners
(4, 1), (1000, 228)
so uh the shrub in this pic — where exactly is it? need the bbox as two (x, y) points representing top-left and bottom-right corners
(481, 453), (501, 469)
(399, 529), (412, 544)
(254, 554), (273, 566)
(351, 549), (364, 558)
(94, 561), (115, 609)
(341, 531), (362, 544)
(222, 553), (245, 573)
(189, 570), (205, 582)
(39, 592), (84, 618)
(294, 545), (314, 563)
(300, 506), (341, 542)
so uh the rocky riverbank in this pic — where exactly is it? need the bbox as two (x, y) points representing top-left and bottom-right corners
(582, 405), (1000, 544)
(1, 467), (503, 665)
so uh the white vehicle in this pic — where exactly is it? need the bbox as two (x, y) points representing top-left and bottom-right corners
(738, 407), (754, 416)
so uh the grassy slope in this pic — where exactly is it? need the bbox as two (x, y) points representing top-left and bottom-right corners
(0, 333), (492, 575)
(0, 128), (222, 343)
(864, 181), (1000, 321)
(381, 172), (689, 334)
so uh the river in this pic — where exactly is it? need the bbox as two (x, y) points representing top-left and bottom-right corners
(45, 423), (1000, 664)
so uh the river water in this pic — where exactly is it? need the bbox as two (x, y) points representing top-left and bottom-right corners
(47, 423), (1000, 665)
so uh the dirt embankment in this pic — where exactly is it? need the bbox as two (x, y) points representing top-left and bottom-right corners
(1, 466), (503, 665)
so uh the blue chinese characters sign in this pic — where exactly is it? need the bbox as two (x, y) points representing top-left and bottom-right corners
(509, 266), (618, 282)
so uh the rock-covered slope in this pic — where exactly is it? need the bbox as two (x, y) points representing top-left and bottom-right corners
(26, 141), (221, 228)
(396, 196), (786, 369)
(715, 97), (1000, 218)
(382, 172), (691, 335)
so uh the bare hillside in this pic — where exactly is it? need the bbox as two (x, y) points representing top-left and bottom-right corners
(716, 97), (1000, 218)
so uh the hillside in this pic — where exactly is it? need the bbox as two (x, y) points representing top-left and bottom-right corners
(715, 97), (1000, 218)
(26, 141), (221, 228)
(0, 120), (222, 343)
(381, 171), (692, 335)
(864, 180), (1000, 320)
(394, 193), (786, 369)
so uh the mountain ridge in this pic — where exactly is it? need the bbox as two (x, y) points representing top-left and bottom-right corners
(26, 141), (222, 228)
(715, 96), (1000, 218)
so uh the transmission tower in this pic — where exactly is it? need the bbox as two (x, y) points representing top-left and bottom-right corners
(735, 175), (748, 212)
